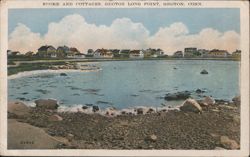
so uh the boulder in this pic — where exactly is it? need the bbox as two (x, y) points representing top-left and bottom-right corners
(60, 73), (67, 76)
(195, 89), (206, 94)
(67, 133), (74, 141)
(146, 108), (155, 114)
(92, 105), (99, 112)
(82, 105), (88, 110)
(136, 108), (144, 115)
(220, 136), (240, 149)
(146, 134), (157, 142)
(48, 114), (63, 122)
(232, 96), (240, 105)
(8, 101), (30, 116)
(200, 69), (208, 74)
(201, 96), (215, 106)
(165, 91), (191, 101)
(35, 99), (59, 110)
(180, 98), (202, 113)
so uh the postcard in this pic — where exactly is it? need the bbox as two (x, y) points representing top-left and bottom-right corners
(0, 0), (249, 156)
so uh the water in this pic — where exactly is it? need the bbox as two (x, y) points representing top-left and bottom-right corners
(8, 60), (240, 109)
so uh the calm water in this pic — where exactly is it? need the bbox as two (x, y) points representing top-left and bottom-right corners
(8, 60), (240, 109)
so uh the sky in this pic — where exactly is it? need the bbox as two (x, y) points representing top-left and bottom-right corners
(8, 8), (240, 54)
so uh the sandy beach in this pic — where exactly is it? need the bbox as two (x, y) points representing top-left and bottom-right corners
(7, 96), (240, 150)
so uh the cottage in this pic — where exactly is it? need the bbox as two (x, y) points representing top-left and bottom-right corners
(119, 49), (130, 58)
(56, 46), (70, 57)
(109, 49), (120, 58)
(66, 47), (81, 58)
(37, 45), (56, 57)
(7, 50), (22, 56)
(74, 52), (85, 58)
(173, 51), (183, 58)
(143, 48), (154, 57)
(86, 49), (94, 57)
(184, 47), (199, 57)
(94, 49), (113, 58)
(208, 49), (229, 58)
(129, 50), (144, 59)
(198, 49), (209, 57)
(154, 49), (165, 57)
(25, 51), (34, 57)
(7, 50), (12, 56)
(232, 50), (241, 58)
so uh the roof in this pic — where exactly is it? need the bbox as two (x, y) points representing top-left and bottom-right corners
(95, 48), (112, 55)
(57, 46), (69, 51)
(130, 50), (141, 54)
(69, 47), (80, 53)
(119, 49), (130, 54)
(38, 45), (56, 51)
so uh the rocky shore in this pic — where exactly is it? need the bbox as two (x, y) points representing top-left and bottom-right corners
(8, 96), (240, 150)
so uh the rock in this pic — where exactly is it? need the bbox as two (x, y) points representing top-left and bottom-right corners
(105, 108), (117, 116)
(200, 69), (208, 74)
(137, 108), (144, 115)
(146, 108), (155, 114)
(48, 114), (63, 122)
(82, 105), (88, 110)
(35, 99), (59, 110)
(211, 109), (220, 112)
(220, 136), (239, 149)
(8, 101), (30, 117)
(232, 115), (240, 124)
(165, 91), (191, 101)
(146, 134), (157, 142)
(92, 105), (99, 112)
(201, 96), (215, 106)
(195, 89), (205, 94)
(51, 66), (58, 70)
(67, 133), (74, 141)
(232, 96), (240, 105)
(180, 98), (202, 113)
(60, 73), (67, 76)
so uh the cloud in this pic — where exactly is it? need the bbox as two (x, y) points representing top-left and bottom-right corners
(8, 14), (240, 54)
(9, 23), (43, 53)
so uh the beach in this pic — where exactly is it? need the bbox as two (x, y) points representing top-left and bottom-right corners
(7, 96), (240, 150)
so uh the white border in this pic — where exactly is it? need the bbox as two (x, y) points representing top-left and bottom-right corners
(0, 0), (249, 156)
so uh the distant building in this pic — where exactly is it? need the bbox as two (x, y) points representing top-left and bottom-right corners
(8, 51), (21, 56)
(173, 51), (183, 58)
(86, 49), (94, 57)
(37, 45), (56, 57)
(109, 49), (120, 58)
(74, 52), (85, 58)
(208, 49), (229, 58)
(232, 49), (241, 58)
(25, 51), (34, 57)
(57, 45), (70, 57)
(129, 50), (144, 59)
(94, 48), (113, 58)
(66, 47), (80, 58)
(7, 50), (12, 56)
(198, 49), (209, 57)
(119, 49), (130, 58)
(155, 49), (165, 57)
(184, 47), (199, 57)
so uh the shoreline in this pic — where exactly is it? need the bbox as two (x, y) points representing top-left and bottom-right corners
(8, 63), (101, 79)
(7, 58), (239, 77)
(7, 96), (240, 149)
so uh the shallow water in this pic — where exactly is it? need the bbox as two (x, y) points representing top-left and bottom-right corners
(8, 60), (240, 109)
